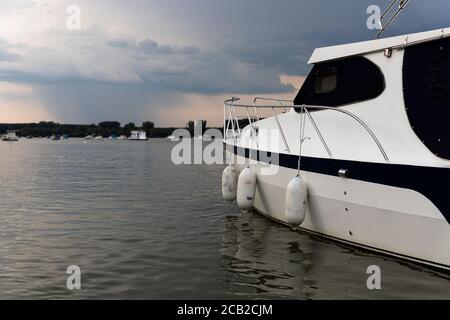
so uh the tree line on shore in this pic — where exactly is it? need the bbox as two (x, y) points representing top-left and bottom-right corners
(0, 120), (223, 138)
(0, 121), (178, 138)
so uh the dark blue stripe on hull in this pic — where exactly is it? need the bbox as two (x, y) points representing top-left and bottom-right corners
(227, 144), (450, 224)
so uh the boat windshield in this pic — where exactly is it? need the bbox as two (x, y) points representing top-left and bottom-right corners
(293, 56), (385, 109)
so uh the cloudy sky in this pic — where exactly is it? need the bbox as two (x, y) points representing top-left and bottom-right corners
(0, 0), (449, 126)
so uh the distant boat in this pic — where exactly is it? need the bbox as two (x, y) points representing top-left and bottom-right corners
(117, 135), (128, 140)
(1, 130), (19, 142)
(84, 135), (94, 140)
(50, 135), (61, 141)
(129, 130), (148, 141)
(94, 135), (103, 140)
(166, 135), (180, 142)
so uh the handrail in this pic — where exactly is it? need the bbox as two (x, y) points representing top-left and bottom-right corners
(224, 99), (390, 163)
(304, 108), (333, 158)
(253, 97), (293, 104)
(271, 107), (290, 152)
(377, 0), (410, 39)
(254, 97), (292, 113)
(225, 97), (241, 104)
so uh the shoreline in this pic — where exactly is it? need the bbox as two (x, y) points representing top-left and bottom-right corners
(0, 122), (216, 139)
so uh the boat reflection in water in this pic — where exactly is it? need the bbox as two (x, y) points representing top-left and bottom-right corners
(219, 211), (450, 299)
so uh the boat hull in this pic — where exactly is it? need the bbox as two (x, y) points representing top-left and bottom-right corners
(229, 150), (450, 271)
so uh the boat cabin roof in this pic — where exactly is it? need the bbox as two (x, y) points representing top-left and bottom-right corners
(309, 27), (450, 64)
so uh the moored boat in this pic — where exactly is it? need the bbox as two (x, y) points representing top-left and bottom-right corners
(222, 27), (450, 271)
(50, 134), (61, 141)
(129, 130), (148, 141)
(1, 130), (19, 142)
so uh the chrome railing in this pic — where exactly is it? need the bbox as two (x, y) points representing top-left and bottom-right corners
(377, 0), (410, 39)
(223, 97), (390, 163)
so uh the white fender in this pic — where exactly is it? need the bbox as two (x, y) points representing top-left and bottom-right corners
(222, 164), (238, 201)
(285, 175), (307, 226)
(237, 166), (256, 210)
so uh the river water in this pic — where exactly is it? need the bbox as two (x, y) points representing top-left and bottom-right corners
(0, 138), (449, 299)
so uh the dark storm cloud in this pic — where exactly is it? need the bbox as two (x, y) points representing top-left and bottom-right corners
(218, 0), (450, 75)
(106, 38), (135, 49)
(4, 0), (450, 89)
(0, 30), (293, 95)
(34, 83), (158, 124)
(107, 37), (199, 55)
(136, 52), (294, 94)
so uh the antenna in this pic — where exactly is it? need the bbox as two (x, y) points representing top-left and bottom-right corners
(377, 0), (410, 39)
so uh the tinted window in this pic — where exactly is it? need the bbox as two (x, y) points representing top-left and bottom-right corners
(403, 37), (450, 159)
(294, 56), (385, 108)
(315, 70), (337, 93)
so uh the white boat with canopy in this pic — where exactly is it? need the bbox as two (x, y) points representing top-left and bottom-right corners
(221, 2), (450, 271)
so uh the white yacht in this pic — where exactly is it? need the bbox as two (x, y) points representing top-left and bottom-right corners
(129, 130), (148, 141)
(222, 27), (450, 271)
(1, 130), (19, 142)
